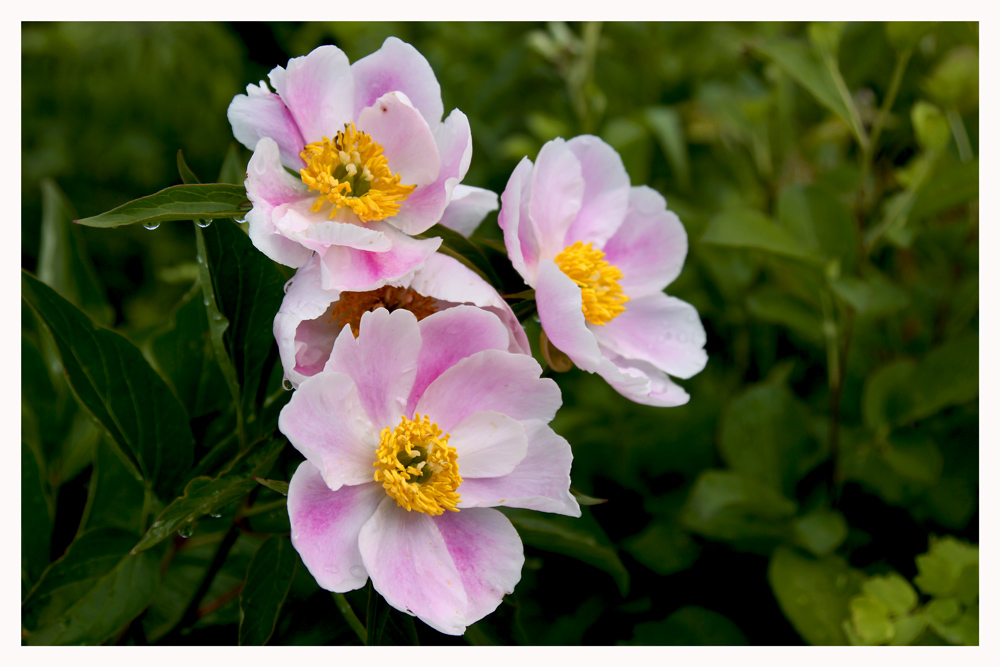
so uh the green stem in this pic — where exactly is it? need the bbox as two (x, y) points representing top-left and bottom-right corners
(364, 580), (389, 646)
(332, 593), (367, 644)
(824, 52), (869, 153)
(946, 106), (974, 163)
(868, 49), (911, 156)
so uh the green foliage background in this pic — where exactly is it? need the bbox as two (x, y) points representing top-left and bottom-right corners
(21, 21), (978, 646)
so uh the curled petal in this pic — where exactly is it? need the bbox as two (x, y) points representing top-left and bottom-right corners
(228, 82), (305, 170)
(275, 202), (391, 253)
(268, 45), (354, 145)
(274, 255), (341, 387)
(436, 185), (498, 237)
(535, 259), (602, 372)
(351, 36), (444, 127)
(497, 157), (539, 285)
(245, 138), (314, 268)
(356, 91), (441, 188)
(317, 223), (442, 292)
(596, 353), (691, 407)
(526, 138), (584, 261)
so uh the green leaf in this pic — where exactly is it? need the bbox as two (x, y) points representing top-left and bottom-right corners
(768, 546), (864, 645)
(848, 596), (894, 645)
(909, 157), (978, 222)
(22, 527), (159, 645)
(745, 287), (824, 343)
(570, 489), (608, 506)
(74, 183), (250, 229)
(132, 437), (284, 553)
(218, 143), (248, 186)
(861, 573), (918, 616)
(77, 439), (147, 535)
(791, 508), (848, 557)
(623, 519), (701, 576)
(914, 535), (978, 600)
(680, 470), (798, 544)
(644, 106), (691, 189)
(21, 270), (195, 498)
(22, 441), (52, 589)
(885, 22), (936, 52)
(890, 613), (928, 646)
(500, 508), (630, 595)
(829, 272), (909, 317)
(861, 359), (916, 431)
(38, 179), (113, 326)
(254, 477), (289, 496)
(881, 432), (943, 485)
(239, 536), (298, 646)
(904, 333), (978, 423)
(622, 607), (747, 646)
(701, 209), (820, 263)
(923, 45), (979, 111)
(776, 184), (858, 271)
(911, 101), (951, 153)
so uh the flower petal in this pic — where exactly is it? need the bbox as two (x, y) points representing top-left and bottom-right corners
(406, 305), (511, 416)
(274, 254), (341, 387)
(274, 202), (392, 253)
(535, 259), (602, 372)
(564, 135), (631, 247)
(355, 91), (440, 188)
(245, 138), (315, 268)
(415, 349), (561, 432)
(596, 353), (691, 407)
(591, 292), (708, 380)
(228, 81), (306, 170)
(436, 185), (498, 237)
(602, 186), (689, 296)
(497, 157), (539, 285)
(323, 307), (421, 429)
(527, 138), (584, 261)
(448, 411), (528, 479)
(268, 45), (354, 145)
(288, 462), (383, 592)
(351, 36), (444, 127)
(317, 223), (442, 292)
(458, 420), (581, 517)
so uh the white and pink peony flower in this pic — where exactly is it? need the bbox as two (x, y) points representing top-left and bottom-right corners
(279, 306), (580, 635)
(229, 37), (495, 291)
(498, 135), (708, 406)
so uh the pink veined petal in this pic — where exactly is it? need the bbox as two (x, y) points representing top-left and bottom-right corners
(591, 292), (708, 380)
(390, 108), (473, 236)
(324, 308), (421, 430)
(602, 185), (689, 296)
(564, 134), (631, 247)
(596, 353), (691, 407)
(274, 201), (393, 254)
(245, 138), (314, 269)
(228, 81), (306, 170)
(406, 306), (511, 417)
(274, 254), (342, 387)
(287, 462), (383, 593)
(535, 259), (602, 372)
(355, 91), (440, 188)
(497, 157), (539, 285)
(358, 501), (523, 636)
(268, 45), (354, 146)
(351, 36), (444, 127)
(526, 138), (585, 261)
(316, 224), (442, 292)
(436, 185), (498, 237)
(415, 349), (561, 432)
(278, 370), (380, 490)
(458, 419), (581, 517)
(447, 410), (528, 479)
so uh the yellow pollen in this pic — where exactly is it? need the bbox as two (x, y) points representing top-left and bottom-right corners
(329, 286), (439, 337)
(374, 414), (461, 516)
(299, 122), (416, 223)
(553, 241), (630, 325)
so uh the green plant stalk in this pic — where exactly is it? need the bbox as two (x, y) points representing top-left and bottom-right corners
(332, 593), (367, 643)
(946, 106), (974, 163)
(859, 48), (911, 213)
(824, 52), (869, 153)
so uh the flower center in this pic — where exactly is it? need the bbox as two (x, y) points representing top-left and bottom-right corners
(329, 286), (438, 337)
(553, 241), (630, 325)
(373, 414), (461, 516)
(299, 122), (416, 223)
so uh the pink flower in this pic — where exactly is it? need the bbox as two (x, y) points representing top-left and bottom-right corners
(274, 251), (530, 388)
(498, 136), (707, 406)
(279, 306), (580, 635)
(229, 37), (495, 291)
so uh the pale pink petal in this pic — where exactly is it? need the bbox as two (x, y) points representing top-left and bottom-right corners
(274, 203), (392, 253)
(447, 411), (527, 479)
(535, 259), (602, 372)
(526, 138), (584, 261)
(406, 306), (511, 416)
(602, 186), (689, 296)
(288, 462), (383, 592)
(436, 185), (498, 237)
(390, 109), (473, 236)
(245, 138), (314, 268)
(324, 308), (421, 429)
(274, 254), (342, 387)
(497, 157), (539, 285)
(278, 371), (380, 490)
(564, 135), (631, 246)
(317, 223), (442, 292)
(268, 45), (354, 145)
(597, 354), (691, 407)
(458, 420), (581, 517)
(228, 81), (306, 170)
(415, 349), (561, 432)
(351, 36), (444, 126)
(355, 91), (440, 188)
(591, 293), (708, 380)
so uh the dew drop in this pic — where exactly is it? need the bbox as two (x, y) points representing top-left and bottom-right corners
(254, 160), (267, 175)
(177, 523), (195, 538)
(195, 219), (212, 228)
(282, 378), (294, 391)
(235, 217), (247, 224)
(350, 565), (367, 578)
(142, 221), (161, 230)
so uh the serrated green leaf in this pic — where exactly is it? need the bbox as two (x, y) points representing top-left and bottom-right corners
(132, 437), (284, 553)
(701, 209), (820, 263)
(768, 546), (864, 645)
(22, 271), (194, 499)
(74, 183), (250, 229)
(777, 184), (858, 271)
(791, 508), (848, 557)
(22, 527), (159, 645)
(22, 441), (52, 589)
(680, 470), (798, 544)
(862, 573), (918, 616)
(239, 536), (298, 646)
(622, 607), (747, 646)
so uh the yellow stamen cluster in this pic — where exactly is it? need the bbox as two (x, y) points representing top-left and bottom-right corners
(553, 241), (630, 325)
(374, 414), (461, 516)
(329, 286), (439, 337)
(299, 122), (416, 222)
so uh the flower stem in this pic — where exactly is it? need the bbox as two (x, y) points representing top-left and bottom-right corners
(333, 593), (367, 644)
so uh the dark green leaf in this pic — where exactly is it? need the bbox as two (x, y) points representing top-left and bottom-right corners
(77, 439), (147, 535)
(644, 106), (691, 189)
(745, 286), (824, 343)
(904, 333), (978, 423)
(885, 22), (935, 52)
(132, 437), (284, 553)
(882, 432), (943, 485)
(622, 606), (747, 646)
(623, 519), (701, 576)
(680, 470), (798, 544)
(218, 143), (249, 186)
(175, 150), (201, 186)
(777, 184), (858, 271)
(791, 508), (848, 557)
(22, 527), (159, 645)
(22, 441), (52, 589)
(909, 158), (978, 222)
(829, 272), (909, 316)
(22, 270), (194, 498)
(701, 209), (821, 263)
(239, 536), (298, 646)
(74, 183), (249, 229)
(570, 489), (608, 506)
(254, 477), (289, 496)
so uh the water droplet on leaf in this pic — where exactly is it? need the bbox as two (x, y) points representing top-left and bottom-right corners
(142, 221), (160, 230)
(235, 217), (247, 224)
(195, 220), (212, 228)
(282, 378), (294, 391)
